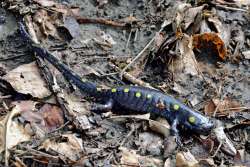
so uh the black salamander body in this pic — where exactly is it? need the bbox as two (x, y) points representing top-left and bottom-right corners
(19, 23), (214, 136)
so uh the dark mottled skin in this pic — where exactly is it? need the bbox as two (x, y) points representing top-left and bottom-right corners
(19, 22), (214, 137)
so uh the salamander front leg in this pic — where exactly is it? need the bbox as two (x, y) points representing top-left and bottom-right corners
(91, 99), (114, 113)
(170, 119), (182, 146)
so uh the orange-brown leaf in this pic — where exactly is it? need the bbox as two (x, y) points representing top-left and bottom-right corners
(193, 33), (226, 60)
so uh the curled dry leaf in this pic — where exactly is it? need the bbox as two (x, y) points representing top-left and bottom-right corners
(233, 0), (250, 6)
(119, 147), (163, 167)
(38, 104), (64, 132)
(0, 101), (34, 153)
(207, 17), (231, 46)
(41, 134), (83, 162)
(33, 0), (80, 16)
(33, 0), (56, 7)
(97, 0), (108, 7)
(3, 62), (51, 98)
(174, 3), (192, 31)
(173, 3), (204, 33)
(174, 34), (198, 76)
(242, 50), (250, 60)
(74, 115), (92, 130)
(163, 136), (177, 157)
(149, 117), (170, 138)
(64, 93), (91, 116)
(33, 9), (61, 40)
(135, 132), (163, 156)
(20, 103), (64, 134)
(193, 33), (227, 60)
(154, 32), (165, 50)
(198, 158), (216, 167)
(63, 16), (81, 39)
(110, 114), (170, 137)
(234, 149), (248, 165)
(183, 5), (205, 31)
(204, 98), (242, 117)
(176, 151), (199, 167)
(214, 126), (237, 156)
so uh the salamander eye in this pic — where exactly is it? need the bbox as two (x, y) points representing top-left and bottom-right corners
(188, 116), (196, 124)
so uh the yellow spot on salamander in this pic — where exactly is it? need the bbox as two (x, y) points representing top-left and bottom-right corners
(146, 94), (152, 99)
(124, 88), (129, 93)
(135, 92), (141, 98)
(173, 104), (180, 111)
(188, 116), (196, 124)
(111, 88), (117, 93)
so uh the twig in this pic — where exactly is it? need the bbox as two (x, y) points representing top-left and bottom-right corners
(109, 63), (155, 89)
(25, 148), (59, 159)
(0, 95), (11, 99)
(120, 36), (155, 79)
(125, 29), (133, 51)
(212, 142), (223, 158)
(120, 21), (169, 78)
(76, 16), (126, 27)
(120, 124), (135, 146)
(48, 121), (70, 134)
(221, 107), (249, 112)
(0, 54), (26, 61)
(134, 28), (139, 42)
(212, 2), (248, 12)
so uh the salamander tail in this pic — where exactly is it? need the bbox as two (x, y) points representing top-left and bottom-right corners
(19, 22), (100, 97)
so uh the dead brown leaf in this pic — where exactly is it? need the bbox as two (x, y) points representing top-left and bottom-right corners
(110, 114), (170, 137)
(242, 50), (250, 60)
(176, 151), (199, 167)
(135, 132), (163, 156)
(207, 17), (231, 46)
(0, 101), (34, 153)
(173, 34), (198, 76)
(41, 134), (83, 162)
(119, 147), (164, 167)
(20, 103), (64, 134)
(39, 104), (64, 132)
(193, 33), (227, 60)
(154, 32), (165, 50)
(33, 0), (56, 7)
(173, 3), (205, 33)
(3, 62), (51, 98)
(204, 98), (243, 117)
(33, 9), (61, 40)
(214, 126), (237, 156)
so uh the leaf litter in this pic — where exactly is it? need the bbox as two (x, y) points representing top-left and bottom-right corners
(0, 0), (249, 166)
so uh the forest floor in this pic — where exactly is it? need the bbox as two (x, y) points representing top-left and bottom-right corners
(0, 0), (249, 166)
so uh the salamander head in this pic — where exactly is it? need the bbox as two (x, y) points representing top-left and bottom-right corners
(178, 106), (214, 135)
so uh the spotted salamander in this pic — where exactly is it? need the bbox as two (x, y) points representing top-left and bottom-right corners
(19, 22), (214, 139)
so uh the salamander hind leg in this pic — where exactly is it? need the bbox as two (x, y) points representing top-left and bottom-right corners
(90, 99), (114, 113)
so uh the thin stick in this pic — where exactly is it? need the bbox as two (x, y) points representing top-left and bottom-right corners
(120, 21), (169, 78)
(125, 29), (132, 51)
(76, 16), (126, 27)
(109, 63), (155, 89)
(212, 2), (247, 12)
(212, 142), (223, 157)
(120, 124), (136, 146)
(120, 36), (155, 79)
